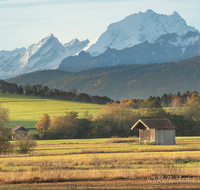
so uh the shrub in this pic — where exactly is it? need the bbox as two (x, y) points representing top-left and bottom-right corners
(15, 135), (37, 154)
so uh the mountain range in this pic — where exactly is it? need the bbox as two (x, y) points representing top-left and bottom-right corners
(58, 31), (199, 72)
(0, 35), (89, 79)
(82, 9), (197, 56)
(1, 9), (200, 86)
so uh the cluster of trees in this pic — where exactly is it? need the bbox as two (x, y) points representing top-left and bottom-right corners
(125, 90), (200, 108)
(22, 84), (113, 104)
(0, 80), (23, 94)
(36, 92), (200, 140)
(36, 112), (94, 139)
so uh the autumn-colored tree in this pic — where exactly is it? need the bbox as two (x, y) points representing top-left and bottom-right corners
(0, 103), (13, 154)
(171, 94), (183, 107)
(127, 99), (139, 108)
(94, 102), (139, 137)
(35, 114), (51, 138)
(49, 114), (78, 139)
(184, 92), (200, 121)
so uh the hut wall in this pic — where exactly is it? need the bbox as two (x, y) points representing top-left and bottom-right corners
(155, 129), (175, 145)
(139, 129), (155, 143)
(12, 130), (28, 140)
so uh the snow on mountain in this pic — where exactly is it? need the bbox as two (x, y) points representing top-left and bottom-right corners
(0, 34), (89, 79)
(0, 47), (26, 63)
(64, 38), (89, 54)
(59, 31), (199, 72)
(83, 9), (198, 56)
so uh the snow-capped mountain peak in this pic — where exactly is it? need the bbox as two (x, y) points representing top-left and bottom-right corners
(0, 34), (89, 79)
(82, 10), (198, 56)
(0, 10), (199, 79)
(26, 34), (63, 59)
(64, 38), (79, 47)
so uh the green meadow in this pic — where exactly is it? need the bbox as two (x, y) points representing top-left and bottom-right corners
(0, 93), (102, 129)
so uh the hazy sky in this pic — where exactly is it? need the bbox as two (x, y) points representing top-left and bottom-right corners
(0, 0), (200, 51)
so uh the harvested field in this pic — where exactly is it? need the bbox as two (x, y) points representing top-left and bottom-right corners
(0, 137), (200, 189)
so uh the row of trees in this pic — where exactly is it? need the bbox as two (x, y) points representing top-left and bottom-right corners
(36, 112), (94, 139)
(22, 84), (113, 104)
(0, 80), (23, 94)
(1, 78), (200, 107)
(36, 93), (200, 140)
(125, 90), (200, 108)
(0, 80), (113, 104)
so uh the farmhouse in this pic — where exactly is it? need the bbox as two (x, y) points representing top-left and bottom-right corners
(11, 126), (29, 140)
(131, 118), (176, 145)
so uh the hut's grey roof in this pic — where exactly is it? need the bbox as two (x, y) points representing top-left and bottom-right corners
(11, 126), (29, 132)
(131, 118), (176, 130)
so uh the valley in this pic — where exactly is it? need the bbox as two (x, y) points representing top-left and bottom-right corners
(1, 4), (200, 190)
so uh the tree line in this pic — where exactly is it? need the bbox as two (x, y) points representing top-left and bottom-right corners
(0, 80), (113, 104)
(1, 79), (200, 107)
(36, 92), (200, 140)
(124, 90), (200, 108)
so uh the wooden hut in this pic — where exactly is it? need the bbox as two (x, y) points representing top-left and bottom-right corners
(131, 118), (176, 145)
(11, 126), (29, 140)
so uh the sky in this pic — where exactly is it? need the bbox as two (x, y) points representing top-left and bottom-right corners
(0, 0), (200, 51)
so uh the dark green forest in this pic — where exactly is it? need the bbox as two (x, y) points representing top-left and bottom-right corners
(7, 55), (200, 100)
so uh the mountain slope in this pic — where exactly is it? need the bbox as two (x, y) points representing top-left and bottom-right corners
(0, 34), (89, 79)
(58, 31), (199, 72)
(8, 70), (72, 86)
(8, 56), (200, 100)
(83, 10), (198, 56)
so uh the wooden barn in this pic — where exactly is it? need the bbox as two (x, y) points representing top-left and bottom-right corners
(11, 126), (29, 140)
(131, 118), (176, 145)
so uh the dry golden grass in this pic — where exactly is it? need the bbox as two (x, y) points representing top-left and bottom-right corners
(0, 137), (199, 189)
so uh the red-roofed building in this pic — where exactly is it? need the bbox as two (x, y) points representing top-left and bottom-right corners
(131, 119), (176, 145)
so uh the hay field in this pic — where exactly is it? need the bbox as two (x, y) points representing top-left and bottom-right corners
(0, 137), (200, 189)
(0, 93), (102, 129)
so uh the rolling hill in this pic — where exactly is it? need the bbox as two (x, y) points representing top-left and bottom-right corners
(0, 93), (102, 130)
(8, 56), (200, 100)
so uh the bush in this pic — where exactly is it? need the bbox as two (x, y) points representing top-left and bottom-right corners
(0, 103), (13, 154)
(15, 135), (37, 154)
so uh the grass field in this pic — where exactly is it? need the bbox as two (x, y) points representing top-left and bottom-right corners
(0, 137), (200, 189)
(0, 93), (102, 130)
(0, 94), (200, 189)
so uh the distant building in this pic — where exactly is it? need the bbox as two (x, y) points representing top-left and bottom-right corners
(131, 118), (176, 145)
(11, 126), (29, 140)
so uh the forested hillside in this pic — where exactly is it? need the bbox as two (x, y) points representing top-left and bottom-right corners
(7, 70), (72, 86)
(8, 56), (200, 100)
